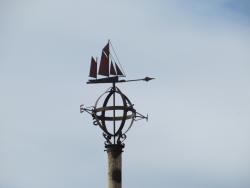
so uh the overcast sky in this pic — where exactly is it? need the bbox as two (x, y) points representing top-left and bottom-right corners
(1, 0), (250, 188)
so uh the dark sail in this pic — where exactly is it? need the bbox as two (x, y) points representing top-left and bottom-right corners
(89, 57), (97, 78)
(115, 63), (124, 76)
(98, 43), (109, 76)
(110, 61), (117, 75)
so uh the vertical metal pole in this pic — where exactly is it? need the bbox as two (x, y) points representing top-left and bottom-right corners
(112, 82), (116, 144)
(106, 145), (123, 188)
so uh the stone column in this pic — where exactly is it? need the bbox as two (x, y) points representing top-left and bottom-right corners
(106, 145), (123, 188)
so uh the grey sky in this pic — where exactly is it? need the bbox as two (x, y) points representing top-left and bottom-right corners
(1, 0), (250, 188)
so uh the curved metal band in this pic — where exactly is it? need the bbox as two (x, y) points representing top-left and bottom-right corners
(93, 88), (113, 135)
(95, 106), (135, 112)
(95, 114), (134, 121)
(100, 89), (114, 135)
(116, 87), (136, 134)
(111, 87), (128, 136)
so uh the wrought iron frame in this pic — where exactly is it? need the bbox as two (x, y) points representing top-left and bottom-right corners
(81, 84), (147, 147)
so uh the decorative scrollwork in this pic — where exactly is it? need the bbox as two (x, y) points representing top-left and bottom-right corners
(93, 120), (98, 126)
(117, 133), (127, 145)
(103, 133), (112, 145)
(80, 104), (84, 113)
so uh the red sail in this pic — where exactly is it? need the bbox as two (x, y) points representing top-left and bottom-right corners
(89, 57), (97, 78)
(110, 61), (117, 75)
(98, 43), (109, 76)
(115, 63), (124, 76)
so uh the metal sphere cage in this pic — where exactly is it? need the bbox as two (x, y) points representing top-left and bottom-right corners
(81, 84), (148, 146)
(93, 86), (136, 144)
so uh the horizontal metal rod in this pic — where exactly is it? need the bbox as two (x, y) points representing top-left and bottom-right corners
(87, 77), (155, 84)
(119, 77), (155, 83)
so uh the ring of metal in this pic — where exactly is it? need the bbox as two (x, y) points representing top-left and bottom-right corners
(93, 86), (136, 136)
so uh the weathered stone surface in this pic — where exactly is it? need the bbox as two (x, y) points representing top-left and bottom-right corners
(107, 146), (123, 188)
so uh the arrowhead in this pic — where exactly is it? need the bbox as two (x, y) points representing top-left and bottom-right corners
(144, 77), (155, 81)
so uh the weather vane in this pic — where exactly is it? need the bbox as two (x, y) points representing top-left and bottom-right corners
(80, 40), (154, 188)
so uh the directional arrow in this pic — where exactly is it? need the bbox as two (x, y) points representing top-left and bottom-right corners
(119, 77), (155, 83)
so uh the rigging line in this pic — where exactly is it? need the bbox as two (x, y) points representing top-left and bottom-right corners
(109, 53), (117, 63)
(109, 41), (126, 77)
(109, 52), (126, 77)
(110, 42), (126, 76)
(107, 41), (120, 72)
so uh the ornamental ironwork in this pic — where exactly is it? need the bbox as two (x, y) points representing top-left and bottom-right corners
(80, 40), (154, 147)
